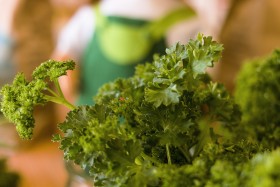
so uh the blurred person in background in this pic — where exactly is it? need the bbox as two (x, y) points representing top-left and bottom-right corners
(208, 0), (280, 93)
(50, 0), (96, 41)
(52, 0), (202, 123)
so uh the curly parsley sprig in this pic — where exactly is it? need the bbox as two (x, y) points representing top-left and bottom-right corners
(0, 59), (76, 139)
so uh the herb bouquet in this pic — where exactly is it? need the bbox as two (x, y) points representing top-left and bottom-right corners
(1, 34), (280, 187)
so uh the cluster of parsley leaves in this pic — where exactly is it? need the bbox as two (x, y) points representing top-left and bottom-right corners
(54, 34), (245, 186)
(1, 34), (280, 187)
(0, 60), (76, 139)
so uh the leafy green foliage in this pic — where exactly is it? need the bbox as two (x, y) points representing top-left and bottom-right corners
(0, 60), (76, 139)
(32, 59), (75, 81)
(244, 148), (280, 187)
(158, 140), (263, 187)
(0, 73), (47, 139)
(144, 34), (223, 107)
(2, 34), (280, 186)
(235, 50), (280, 148)
(55, 34), (244, 186)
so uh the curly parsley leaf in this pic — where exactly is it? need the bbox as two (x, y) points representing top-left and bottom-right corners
(0, 60), (76, 139)
(145, 34), (223, 108)
(32, 59), (75, 81)
(0, 73), (47, 139)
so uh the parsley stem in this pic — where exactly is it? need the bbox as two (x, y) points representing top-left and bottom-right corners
(53, 78), (65, 99)
(44, 95), (76, 110)
(140, 152), (162, 166)
(166, 144), (172, 165)
(179, 146), (192, 163)
(46, 88), (59, 97)
(47, 78), (77, 110)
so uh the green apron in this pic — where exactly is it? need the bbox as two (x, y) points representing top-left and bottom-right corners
(77, 6), (195, 105)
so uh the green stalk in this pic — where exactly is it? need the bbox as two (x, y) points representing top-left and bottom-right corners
(46, 88), (59, 97)
(44, 95), (76, 110)
(141, 152), (163, 166)
(166, 144), (172, 165)
(179, 146), (192, 163)
(108, 151), (133, 166)
(53, 78), (65, 99)
(45, 78), (76, 110)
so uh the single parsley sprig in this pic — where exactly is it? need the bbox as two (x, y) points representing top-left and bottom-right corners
(0, 59), (76, 139)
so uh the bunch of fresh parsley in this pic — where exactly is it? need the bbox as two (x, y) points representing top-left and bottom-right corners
(0, 60), (76, 139)
(1, 34), (280, 187)
(54, 34), (242, 186)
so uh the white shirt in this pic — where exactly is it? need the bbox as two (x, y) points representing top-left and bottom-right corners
(55, 5), (94, 62)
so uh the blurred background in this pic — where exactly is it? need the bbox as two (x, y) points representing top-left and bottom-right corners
(0, 0), (280, 186)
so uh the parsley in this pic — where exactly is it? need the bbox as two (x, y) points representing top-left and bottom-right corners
(56, 34), (242, 186)
(0, 60), (76, 139)
(1, 34), (280, 186)
(235, 50), (280, 148)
